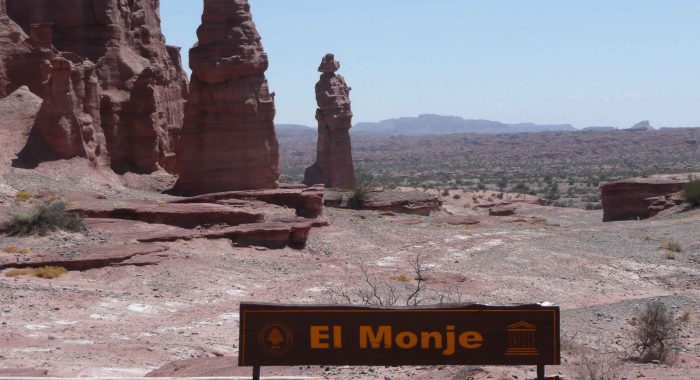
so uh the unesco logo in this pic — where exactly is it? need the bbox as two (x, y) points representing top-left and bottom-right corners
(258, 322), (294, 357)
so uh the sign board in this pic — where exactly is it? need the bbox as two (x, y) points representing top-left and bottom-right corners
(239, 303), (560, 367)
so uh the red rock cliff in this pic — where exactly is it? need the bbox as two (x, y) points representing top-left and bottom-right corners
(303, 54), (356, 189)
(174, 0), (280, 194)
(3, 0), (188, 172)
(600, 174), (691, 222)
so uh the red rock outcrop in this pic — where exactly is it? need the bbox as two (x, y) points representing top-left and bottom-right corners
(489, 204), (516, 216)
(304, 54), (356, 189)
(0, 243), (169, 271)
(3, 0), (188, 172)
(601, 174), (694, 221)
(0, 86), (42, 170)
(172, 184), (325, 218)
(325, 189), (442, 216)
(174, 0), (280, 194)
(68, 200), (265, 229)
(0, 1), (31, 98)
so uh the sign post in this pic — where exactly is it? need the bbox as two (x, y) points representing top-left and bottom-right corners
(239, 303), (560, 380)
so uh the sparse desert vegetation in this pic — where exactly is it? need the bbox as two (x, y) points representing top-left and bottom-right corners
(630, 299), (679, 364)
(280, 128), (700, 208)
(2, 199), (85, 236)
(1, 0), (700, 378)
(5, 266), (68, 279)
(683, 176), (700, 206)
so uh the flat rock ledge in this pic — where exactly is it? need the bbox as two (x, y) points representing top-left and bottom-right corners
(0, 244), (169, 271)
(325, 189), (442, 216)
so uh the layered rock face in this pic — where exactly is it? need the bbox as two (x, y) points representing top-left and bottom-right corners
(2, 0), (188, 172)
(174, 0), (280, 194)
(304, 54), (356, 189)
(0, 0), (31, 99)
(600, 174), (693, 221)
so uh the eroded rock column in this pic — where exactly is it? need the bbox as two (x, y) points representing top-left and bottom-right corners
(5, 0), (188, 172)
(304, 54), (356, 189)
(174, 0), (280, 194)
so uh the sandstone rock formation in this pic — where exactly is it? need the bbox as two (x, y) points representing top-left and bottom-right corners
(600, 174), (695, 221)
(489, 204), (517, 216)
(0, 86), (42, 171)
(0, 1), (31, 99)
(0, 243), (169, 271)
(325, 189), (442, 216)
(174, 0), (280, 194)
(173, 184), (325, 218)
(304, 54), (356, 189)
(68, 200), (265, 229)
(2, 0), (188, 172)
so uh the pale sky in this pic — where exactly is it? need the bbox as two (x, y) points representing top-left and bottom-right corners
(161, 0), (700, 129)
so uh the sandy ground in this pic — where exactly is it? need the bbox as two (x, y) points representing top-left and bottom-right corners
(1, 183), (699, 379)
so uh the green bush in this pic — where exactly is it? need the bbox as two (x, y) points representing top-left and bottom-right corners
(348, 172), (376, 210)
(2, 200), (85, 236)
(683, 176), (700, 206)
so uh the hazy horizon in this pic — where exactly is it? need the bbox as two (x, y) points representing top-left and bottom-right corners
(161, 0), (700, 129)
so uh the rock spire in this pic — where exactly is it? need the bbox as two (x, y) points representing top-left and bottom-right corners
(304, 53), (356, 189)
(174, 0), (280, 194)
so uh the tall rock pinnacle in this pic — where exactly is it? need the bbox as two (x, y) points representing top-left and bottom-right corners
(174, 0), (280, 194)
(304, 54), (356, 189)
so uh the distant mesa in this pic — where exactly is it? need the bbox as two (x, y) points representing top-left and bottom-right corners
(583, 126), (618, 132)
(627, 120), (655, 131)
(353, 114), (576, 136)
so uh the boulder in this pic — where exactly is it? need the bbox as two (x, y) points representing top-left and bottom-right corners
(489, 204), (516, 216)
(646, 192), (686, 218)
(174, 0), (280, 194)
(600, 174), (695, 222)
(4, 0), (188, 172)
(304, 54), (356, 189)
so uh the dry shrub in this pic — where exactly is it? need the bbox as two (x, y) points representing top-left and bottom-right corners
(679, 309), (696, 324)
(2, 245), (19, 253)
(323, 254), (461, 307)
(630, 299), (679, 364)
(15, 191), (33, 203)
(661, 239), (682, 253)
(5, 266), (67, 279)
(5, 268), (33, 277)
(2, 246), (33, 255)
(2, 200), (85, 236)
(573, 352), (623, 380)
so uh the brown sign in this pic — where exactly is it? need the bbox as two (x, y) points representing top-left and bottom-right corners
(239, 303), (560, 367)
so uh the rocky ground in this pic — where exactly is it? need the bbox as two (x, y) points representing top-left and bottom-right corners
(0, 163), (698, 379)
